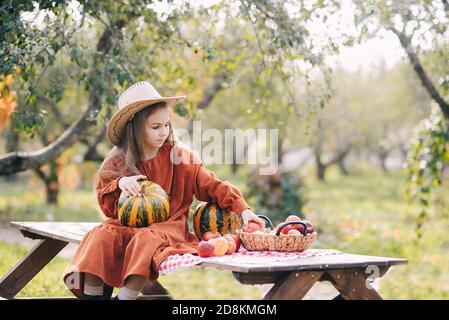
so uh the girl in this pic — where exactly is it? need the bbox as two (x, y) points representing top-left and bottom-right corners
(63, 81), (265, 300)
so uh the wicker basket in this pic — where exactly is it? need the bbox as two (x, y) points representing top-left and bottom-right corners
(236, 220), (317, 252)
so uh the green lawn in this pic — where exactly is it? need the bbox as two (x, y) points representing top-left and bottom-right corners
(0, 165), (448, 299)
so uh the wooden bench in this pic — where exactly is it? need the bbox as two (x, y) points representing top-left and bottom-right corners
(0, 221), (407, 300)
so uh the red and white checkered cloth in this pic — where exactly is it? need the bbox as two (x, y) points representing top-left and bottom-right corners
(159, 248), (342, 276)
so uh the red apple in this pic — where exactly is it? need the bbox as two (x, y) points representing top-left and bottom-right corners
(280, 224), (293, 235)
(202, 231), (221, 241)
(290, 222), (306, 234)
(209, 237), (228, 256)
(243, 221), (261, 233)
(223, 234), (241, 252)
(287, 229), (302, 236)
(197, 240), (215, 258)
(223, 236), (237, 254)
(301, 220), (314, 233)
(285, 215), (302, 222)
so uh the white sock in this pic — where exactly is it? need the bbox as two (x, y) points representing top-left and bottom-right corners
(84, 283), (103, 296)
(117, 287), (140, 300)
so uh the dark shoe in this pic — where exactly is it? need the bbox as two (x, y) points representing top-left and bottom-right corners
(82, 294), (103, 300)
(103, 284), (114, 300)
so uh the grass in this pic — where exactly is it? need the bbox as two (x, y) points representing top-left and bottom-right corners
(304, 165), (449, 299)
(0, 240), (73, 298)
(0, 164), (448, 299)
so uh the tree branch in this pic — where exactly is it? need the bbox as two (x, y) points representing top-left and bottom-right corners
(187, 72), (228, 134)
(197, 73), (228, 110)
(33, 166), (49, 184)
(0, 22), (125, 175)
(83, 115), (109, 162)
(388, 26), (449, 119)
(40, 96), (70, 128)
(442, 0), (449, 16)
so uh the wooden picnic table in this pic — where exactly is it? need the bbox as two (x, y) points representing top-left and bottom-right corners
(0, 221), (407, 300)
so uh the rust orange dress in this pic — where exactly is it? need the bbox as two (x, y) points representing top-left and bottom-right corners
(63, 141), (251, 298)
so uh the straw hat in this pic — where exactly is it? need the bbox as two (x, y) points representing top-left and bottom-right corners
(107, 80), (187, 145)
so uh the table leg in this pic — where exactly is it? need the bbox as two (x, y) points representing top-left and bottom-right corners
(325, 267), (390, 300)
(263, 271), (324, 300)
(140, 280), (173, 300)
(0, 238), (67, 299)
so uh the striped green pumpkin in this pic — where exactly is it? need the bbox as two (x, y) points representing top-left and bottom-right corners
(193, 201), (243, 240)
(118, 180), (169, 228)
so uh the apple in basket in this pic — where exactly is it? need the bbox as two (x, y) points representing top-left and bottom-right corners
(243, 221), (262, 233)
(280, 224), (294, 234)
(209, 237), (229, 256)
(197, 240), (215, 258)
(223, 234), (241, 252)
(287, 229), (302, 236)
(202, 231), (221, 241)
(284, 215), (307, 232)
(274, 222), (294, 235)
(285, 215), (302, 222)
(223, 235), (237, 254)
(302, 220), (315, 233)
(276, 222), (306, 235)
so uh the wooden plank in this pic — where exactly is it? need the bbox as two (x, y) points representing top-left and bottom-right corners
(263, 271), (324, 300)
(199, 253), (407, 273)
(325, 268), (386, 300)
(10, 221), (99, 244)
(141, 280), (172, 299)
(13, 297), (77, 300)
(0, 238), (67, 299)
(12, 295), (171, 300)
(232, 271), (283, 284)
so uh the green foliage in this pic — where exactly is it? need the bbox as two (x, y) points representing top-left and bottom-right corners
(0, 0), (196, 137)
(406, 105), (449, 236)
(245, 170), (307, 223)
(1, 0), (84, 134)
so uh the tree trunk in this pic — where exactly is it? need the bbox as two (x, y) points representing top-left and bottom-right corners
(316, 161), (326, 181)
(45, 179), (59, 204)
(314, 150), (326, 181)
(4, 126), (19, 182)
(337, 158), (349, 176)
(313, 137), (327, 181)
(34, 160), (60, 205)
(377, 148), (390, 174)
(277, 139), (284, 166)
(230, 137), (249, 174)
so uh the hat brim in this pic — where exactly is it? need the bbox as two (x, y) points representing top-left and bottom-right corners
(107, 96), (186, 146)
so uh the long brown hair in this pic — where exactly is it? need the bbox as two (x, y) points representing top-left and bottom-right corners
(93, 102), (177, 218)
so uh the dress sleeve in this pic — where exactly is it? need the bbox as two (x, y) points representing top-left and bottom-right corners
(96, 156), (126, 219)
(193, 163), (251, 215)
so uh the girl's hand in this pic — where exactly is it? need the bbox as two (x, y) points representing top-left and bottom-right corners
(118, 175), (147, 196)
(241, 209), (266, 230)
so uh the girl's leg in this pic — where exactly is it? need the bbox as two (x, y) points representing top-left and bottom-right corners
(83, 272), (104, 299)
(116, 275), (146, 300)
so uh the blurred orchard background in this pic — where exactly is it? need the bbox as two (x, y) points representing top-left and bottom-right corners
(0, 0), (448, 299)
